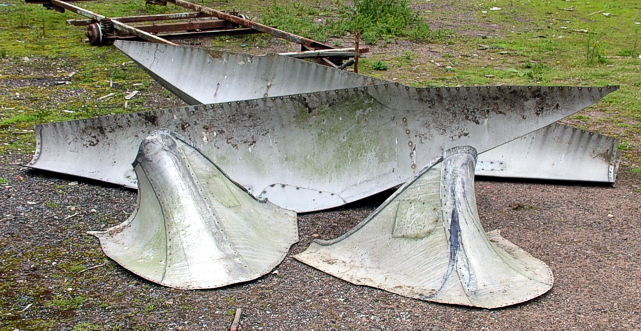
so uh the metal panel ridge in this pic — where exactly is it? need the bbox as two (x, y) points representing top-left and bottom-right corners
(295, 146), (553, 309)
(28, 84), (618, 212)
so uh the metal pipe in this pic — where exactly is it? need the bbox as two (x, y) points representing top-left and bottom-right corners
(167, 0), (333, 50)
(279, 48), (369, 59)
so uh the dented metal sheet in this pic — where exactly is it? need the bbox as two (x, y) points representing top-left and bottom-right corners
(114, 41), (620, 183)
(295, 146), (553, 309)
(477, 122), (620, 182)
(89, 130), (298, 289)
(29, 84), (617, 212)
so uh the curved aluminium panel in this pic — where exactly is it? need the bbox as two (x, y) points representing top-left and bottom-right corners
(115, 41), (620, 183)
(89, 130), (297, 289)
(295, 146), (553, 309)
(477, 122), (620, 182)
(114, 40), (382, 105)
(28, 84), (618, 212)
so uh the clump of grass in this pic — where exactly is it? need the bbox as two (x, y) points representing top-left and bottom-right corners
(46, 295), (86, 311)
(505, 60), (547, 82)
(0, 114), (38, 128)
(261, 0), (448, 45)
(372, 60), (389, 70)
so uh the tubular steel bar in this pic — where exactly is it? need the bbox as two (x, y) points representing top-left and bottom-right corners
(167, 0), (334, 50)
(47, 0), (176, 45)
(67, 12), (213, 26)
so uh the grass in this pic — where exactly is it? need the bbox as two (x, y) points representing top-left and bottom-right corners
(261, 0), (449, 45)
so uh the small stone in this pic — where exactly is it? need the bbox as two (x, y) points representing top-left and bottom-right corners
(68, 181), (78, 186)
(22, 56), (29, 62)
(312, 234), (320, 238)
(602, 12), (610, 17)
(17, 176), (23, 181)
(608, 214), (614, 218)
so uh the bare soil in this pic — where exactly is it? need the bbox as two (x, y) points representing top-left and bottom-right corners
(1, 151), (640, 330)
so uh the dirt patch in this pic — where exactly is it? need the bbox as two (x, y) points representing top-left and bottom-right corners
(1, 153), (640, 330)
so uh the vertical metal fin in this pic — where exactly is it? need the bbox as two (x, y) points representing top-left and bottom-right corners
(295, 146), (553, 309)
(89, 130), (298, 289)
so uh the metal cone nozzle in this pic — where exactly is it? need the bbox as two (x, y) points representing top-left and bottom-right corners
(295, 146), (553, 309)
(89, 130), (298, 289)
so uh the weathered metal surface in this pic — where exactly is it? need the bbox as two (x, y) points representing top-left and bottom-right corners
(89, 130), (298, 289)
(114, 41), (380, 105)
(28, 84), (617, 212)
(477, 122), (620, 182)
(295, 146), (553, 309)
(115, 41), (620, 183)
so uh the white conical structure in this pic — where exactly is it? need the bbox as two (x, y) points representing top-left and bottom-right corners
(89, 130), (298, 289)
(296, 146), (553, 309)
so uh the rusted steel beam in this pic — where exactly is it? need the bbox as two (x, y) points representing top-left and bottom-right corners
(68, 12), (213, 26)
(46, 0), (176, 45)
(108, 27), (262, 42)
(135, 20), (228, 33)
(166, 0), (333, 50)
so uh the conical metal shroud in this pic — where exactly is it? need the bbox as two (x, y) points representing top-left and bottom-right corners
(295, 146), (553, 309)
(89, 130), (298, 289)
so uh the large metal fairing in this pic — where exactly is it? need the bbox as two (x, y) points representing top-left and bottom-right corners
(29, 84), (617, 212)
(295, 146), (554, 309)
(113, 40), (382, 105)
(89, 130), (298, 289)
(113, 41), (620, 183)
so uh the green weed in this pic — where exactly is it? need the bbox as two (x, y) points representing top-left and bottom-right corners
(0, 114), (38, 128)
(47, 295), (86, 310)
(0, 178), (7, 185)
(72, 322), (102, 331)
(586, 34), (608, 65)
(261, 0), (447, 44)
(372, 61), (389, 70)
(619, 141), (633, 151)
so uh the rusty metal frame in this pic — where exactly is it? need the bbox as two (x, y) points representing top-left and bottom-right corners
(26, 0), (366, 65)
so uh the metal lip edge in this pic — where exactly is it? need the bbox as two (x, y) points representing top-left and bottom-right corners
(35, 84), (619, 129)
(26, 124), (44, 167)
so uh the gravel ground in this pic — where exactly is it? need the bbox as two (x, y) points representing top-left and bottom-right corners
(1, 151), (640, 330)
